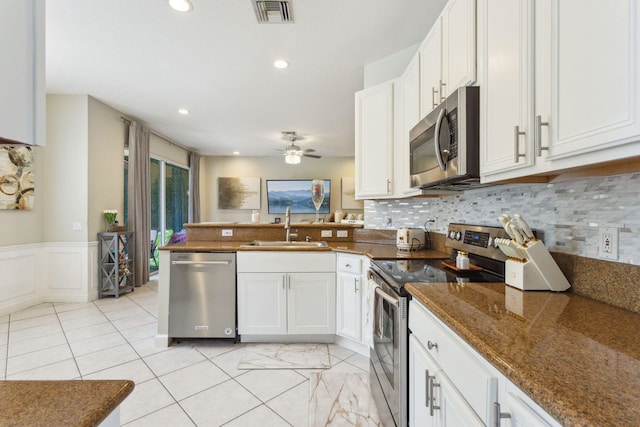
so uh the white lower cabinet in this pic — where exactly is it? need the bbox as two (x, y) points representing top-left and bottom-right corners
(336, 254), (371, 345)
(237, 252), (336, 336)
(409, 299), (561, 427)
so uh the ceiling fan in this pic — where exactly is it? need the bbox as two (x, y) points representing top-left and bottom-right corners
(280, 131), (321, 164)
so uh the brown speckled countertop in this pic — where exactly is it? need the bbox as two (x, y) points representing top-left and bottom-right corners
(0, 380), (134, 426)
(162, 241), (448, 260)
(406, 282), (640, 427)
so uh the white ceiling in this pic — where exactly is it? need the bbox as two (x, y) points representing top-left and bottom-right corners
(46, 0), (446, 157)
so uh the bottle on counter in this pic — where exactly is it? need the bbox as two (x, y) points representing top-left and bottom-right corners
(456, 251), (469, 269)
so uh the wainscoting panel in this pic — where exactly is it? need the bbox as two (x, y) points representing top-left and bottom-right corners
(0, 244), (43, 316)
(0, 242), (98, 316)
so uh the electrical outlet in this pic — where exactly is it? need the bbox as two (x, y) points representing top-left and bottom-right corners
(598, 227), (618, 260)
(337, 230), (348, 238)
(72, 221), (82, 231)
(321, 230), (332, 237)
(222, 229), (233, 237)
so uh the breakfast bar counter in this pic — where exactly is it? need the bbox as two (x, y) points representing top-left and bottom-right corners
(406, 282), (640, 427)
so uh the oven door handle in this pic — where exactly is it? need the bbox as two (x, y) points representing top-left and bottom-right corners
(375, 286), (399, 307)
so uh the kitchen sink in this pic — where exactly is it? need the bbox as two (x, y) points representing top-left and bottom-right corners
(241, 240), (329, 248)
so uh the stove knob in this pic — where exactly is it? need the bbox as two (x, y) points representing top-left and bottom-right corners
(455, 231), (462, 241)
(488, 236), (493, 247)
(448, 230), (455, 239)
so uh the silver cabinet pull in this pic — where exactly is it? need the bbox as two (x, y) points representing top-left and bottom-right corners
(427, 340), (438, 350)
(432, 87), (439, 109)
(513, 125), (526, 163)
(493, 402), (511, 427)
(386, 179), (391, 194)
(439, 79), (446, 103)
(345, 263), (351, 268)
(535, 115), (549, 157)
(429, 375), (441, 416)
(425, 369), (431, 408)
(354, 277), (359, 293)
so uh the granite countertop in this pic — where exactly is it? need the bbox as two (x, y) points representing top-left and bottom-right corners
(161, 241), (448, 260)
(406, 282), (640, 427)
(0, 380), (134, 426)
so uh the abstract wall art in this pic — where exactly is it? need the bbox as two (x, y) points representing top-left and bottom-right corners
(218, 177), (261, 209)
(0, 146), (35, 210)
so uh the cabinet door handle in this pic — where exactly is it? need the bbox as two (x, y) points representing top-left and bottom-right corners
(345, 263), (351, 268)
(432, 87), (439, 108)
(493, 402), (511, 427)
(425, 369), (431, 408)
(439, 79), (446, 103)
(429, 375), (441, 416)
(513, 125), (526, 163)
(386, 179), (391, 194)
(354, 277), (359, 293)
(535, 115), (549, 157)
(427, 340), (438, 350)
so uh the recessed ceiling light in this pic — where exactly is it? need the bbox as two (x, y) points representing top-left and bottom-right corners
(233, 151), (240, 155)
(169, 0), (193, 12)
(274, 60), (289, 69)
(178, 108), (190, 115)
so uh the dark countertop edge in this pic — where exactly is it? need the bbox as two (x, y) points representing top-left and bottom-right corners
(160, 241), (449, 260)
(184, 223), (364, 228)
(0, 380), (134, 427)
(405, 283), (596, 427)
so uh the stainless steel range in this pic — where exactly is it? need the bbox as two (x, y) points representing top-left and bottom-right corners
(368, 223), (512, 426)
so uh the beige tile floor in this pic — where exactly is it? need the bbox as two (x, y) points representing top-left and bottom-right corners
(0, 282), (372, 426)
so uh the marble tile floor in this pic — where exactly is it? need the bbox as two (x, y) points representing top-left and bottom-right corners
(0, 282), (376, 426)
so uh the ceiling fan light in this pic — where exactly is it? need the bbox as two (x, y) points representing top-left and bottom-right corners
(285, 153), (301, 164)
(169, 0), (193, 12)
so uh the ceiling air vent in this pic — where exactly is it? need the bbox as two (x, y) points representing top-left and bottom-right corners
(252, 0), (294, 23)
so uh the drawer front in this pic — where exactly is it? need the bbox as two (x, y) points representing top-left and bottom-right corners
(337, 255), (362, 274)
(410, 300), (497, 424)
(237, 251), (336, 272)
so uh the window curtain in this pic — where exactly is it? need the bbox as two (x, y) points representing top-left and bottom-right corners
(127, 121), (151, 286)
(189, 151), (201, 223)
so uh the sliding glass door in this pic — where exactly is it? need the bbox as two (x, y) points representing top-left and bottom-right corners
(150, 158), (190, 273)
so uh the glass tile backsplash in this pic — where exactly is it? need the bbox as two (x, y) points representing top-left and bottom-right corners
(364, 173), (640, 265)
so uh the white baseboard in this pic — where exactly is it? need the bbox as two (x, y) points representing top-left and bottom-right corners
(334, 335), (369, 357)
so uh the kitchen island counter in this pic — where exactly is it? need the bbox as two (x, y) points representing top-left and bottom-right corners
(0, 379), (134, 426)
(406, 282), (640, 427)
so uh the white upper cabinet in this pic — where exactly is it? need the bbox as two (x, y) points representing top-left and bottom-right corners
(479, 0), (538, 177)
(480, 0), (640, 182)
(420, 20), (444, 116)
(355, 81), (396, 199)
(421, 0), (477, 117)
(542, 0), (640, 163)
(0, 0), (45, 146)
(441, 0), (477, 97)
(396, 52), (422, 197)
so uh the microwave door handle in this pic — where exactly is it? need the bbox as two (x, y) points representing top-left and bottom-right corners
(434, 108), (448, 171)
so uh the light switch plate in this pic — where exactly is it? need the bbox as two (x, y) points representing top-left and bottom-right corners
(337, 230), (348, 238)
(222, 229), (233, 237)
(72, 221), (82, 231)
(321, 230), (332, 237)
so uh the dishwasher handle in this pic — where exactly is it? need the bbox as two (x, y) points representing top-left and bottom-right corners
(171, 260), (232, 266)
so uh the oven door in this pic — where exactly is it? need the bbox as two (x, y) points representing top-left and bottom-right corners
(369, 276), (408, 427)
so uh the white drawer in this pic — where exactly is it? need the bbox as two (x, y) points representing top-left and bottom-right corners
(410, 299), (497, 424)
(337, 255), (362, 274)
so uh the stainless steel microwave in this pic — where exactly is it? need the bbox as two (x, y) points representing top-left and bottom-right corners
(409, 86), (480, 190)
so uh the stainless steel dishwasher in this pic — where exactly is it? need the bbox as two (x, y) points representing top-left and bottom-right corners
(169, 252), (237, 339)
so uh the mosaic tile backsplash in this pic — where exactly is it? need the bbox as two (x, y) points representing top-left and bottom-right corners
(365, 173), (640, 265)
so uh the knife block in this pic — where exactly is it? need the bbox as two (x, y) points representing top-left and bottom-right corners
(505, 240), (570, 292)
